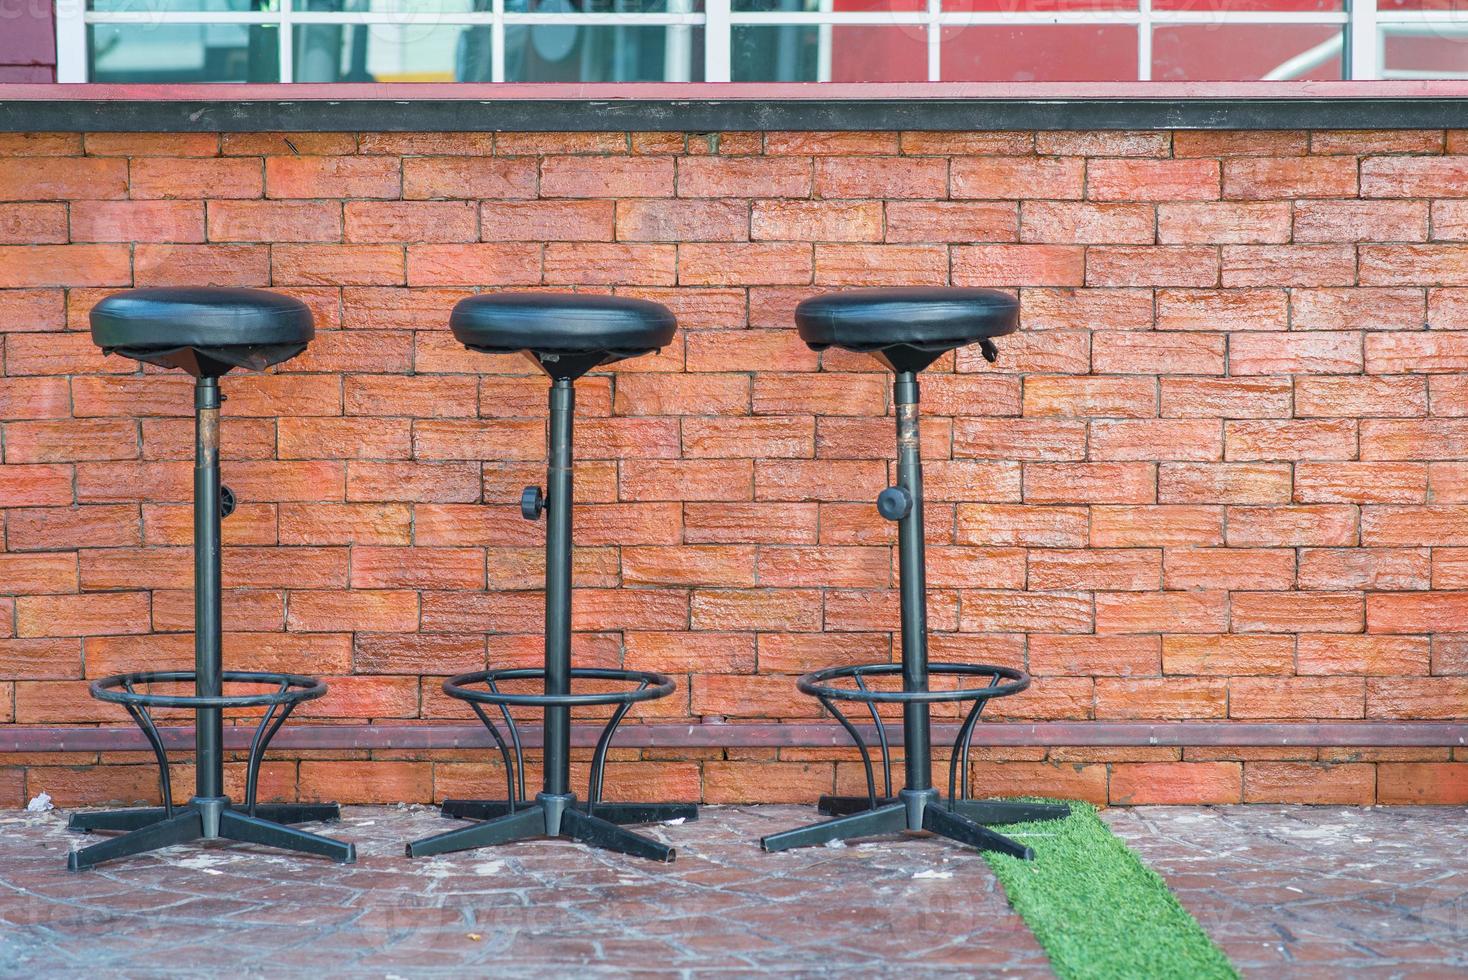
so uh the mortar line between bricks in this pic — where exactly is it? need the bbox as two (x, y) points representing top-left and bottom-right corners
(3, 719), (1463, 753)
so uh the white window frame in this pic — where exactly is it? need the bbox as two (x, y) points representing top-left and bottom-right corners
(59, 0), (1466, 85)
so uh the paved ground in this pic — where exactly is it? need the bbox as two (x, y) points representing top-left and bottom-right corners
(0, 803), (1462, 977)
(1104, 806), (1468, 979)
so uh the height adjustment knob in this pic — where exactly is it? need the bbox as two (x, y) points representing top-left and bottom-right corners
(876, 486), (912, 522)
(520, 485), (545, 521)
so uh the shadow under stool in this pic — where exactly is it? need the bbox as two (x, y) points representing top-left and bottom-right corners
(760, 288), (1070, 859)
(406, 293), (698, 862)
(66, 287), (354, 870)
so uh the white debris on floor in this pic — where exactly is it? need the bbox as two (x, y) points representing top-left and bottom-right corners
(912, 869), (955, 880)
(25, 793), (52, 813)
(176, 854), (233, 871)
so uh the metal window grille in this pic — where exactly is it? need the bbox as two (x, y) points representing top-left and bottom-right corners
(55, 0), (1468, 84)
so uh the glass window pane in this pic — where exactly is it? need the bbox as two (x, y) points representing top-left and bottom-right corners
(1381, 0), (1468, 9)
(735, 0), (925, 12)
(89, 0), (272, 10)
(943, 0), (1136, 11)
(90, 23), (280, 82)
(1152, 0), (1341, 10)
(941, 25), (1137, 80)
(300, 0), (696, 11)
(504, 24), (704, 80)
(733, 25), (927, 81)
(295, 24), (469, 81)
(1152, 24), (1342, 80)
(97, 0), (696, 10)
(300, 0), (483, 11)
(292, 0), (704, 14)
(1381, 28), (1468, 77)
(512, 0), (699, 12)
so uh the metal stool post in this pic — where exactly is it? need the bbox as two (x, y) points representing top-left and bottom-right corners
(543, 377), (575, 803)
(195, 377), (225, 814)
(895, 371), (932, 809)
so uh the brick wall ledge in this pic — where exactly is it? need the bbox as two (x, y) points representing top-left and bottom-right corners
(4, 82), (1468, 131)
(2, 721), (1463, 754)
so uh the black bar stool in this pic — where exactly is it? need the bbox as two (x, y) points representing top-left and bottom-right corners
(67, 287), (354, 871)
(760, 288), (1069, 858)
(406, 293), (697, 862)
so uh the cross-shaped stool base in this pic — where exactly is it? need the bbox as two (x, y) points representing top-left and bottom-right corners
(407, 794), (687, 862)
(761, 789), (1068, 860)
(68, 799), (353, 870)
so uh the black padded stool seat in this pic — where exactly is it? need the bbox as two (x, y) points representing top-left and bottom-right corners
(451, 293), (676, 372)
(796, 287), (1018, 371)
(91, 287), (313, 376)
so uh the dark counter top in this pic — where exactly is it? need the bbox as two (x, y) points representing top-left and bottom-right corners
(3, 81), (1468, 131)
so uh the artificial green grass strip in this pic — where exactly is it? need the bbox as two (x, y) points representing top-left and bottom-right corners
(980, 801), (1238, 980)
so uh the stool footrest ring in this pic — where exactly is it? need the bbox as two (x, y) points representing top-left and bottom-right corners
(90, 669), (327, 709)
(86, 670), (328, 819)
(793, 661), (1032, 814)
(442, 667), (676, 811)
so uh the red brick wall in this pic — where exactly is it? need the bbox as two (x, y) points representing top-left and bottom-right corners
(0, 127), (1465, 810)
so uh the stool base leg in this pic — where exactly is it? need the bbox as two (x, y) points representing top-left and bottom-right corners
(949, 799), (1071, 825)
(248, 803), (343, 825)
(818, 795), (896, 817)
(406, 801), (554, 858)
(441, 798), (697, 826)
(69, 807), (170, 833)
(761, 801), (907, 852)
(217, 808), (355, 864)
(921, 803), (1034, 861)
(582, 802), (698, 825)
(409, 795), (682, 861)
(66, 801), (354, 871)
(438, 799), (531, 821)
(68, 810), (202, 871)
(563, 807), (674, 862)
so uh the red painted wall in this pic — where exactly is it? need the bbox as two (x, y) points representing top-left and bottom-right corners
(0, 0), (56, 81)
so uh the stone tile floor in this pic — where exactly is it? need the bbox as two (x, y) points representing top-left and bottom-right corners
(1105, 806), (1468, 980)
(0, 803), (1462, 977)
